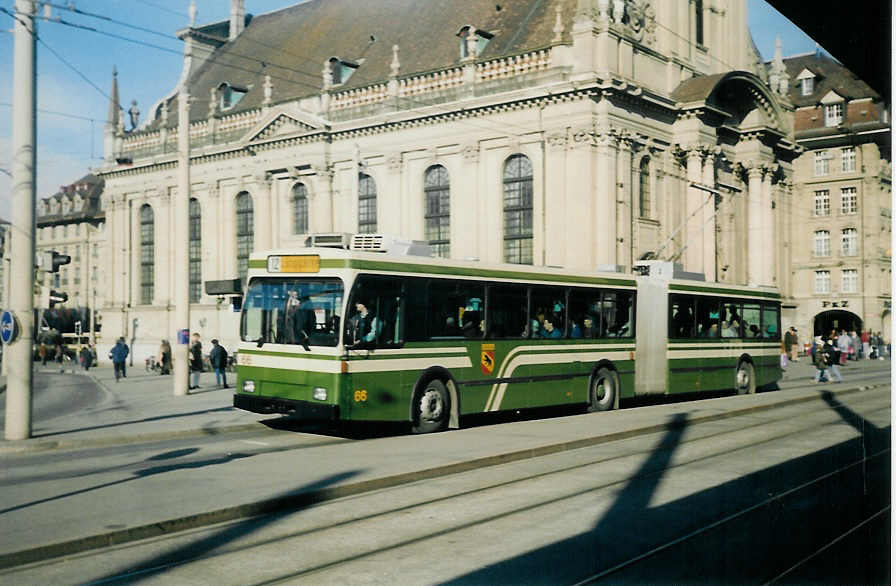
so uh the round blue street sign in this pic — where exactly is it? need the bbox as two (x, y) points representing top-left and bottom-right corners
(0, 310), (18, 344)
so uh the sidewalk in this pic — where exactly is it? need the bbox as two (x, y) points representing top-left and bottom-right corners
(0, 363), (270, 453)
(0, 355), (889, 454)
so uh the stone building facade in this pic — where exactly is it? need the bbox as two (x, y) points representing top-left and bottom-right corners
(777, 50), (891, 341)
(95, 0), (800, 361)
(34, 174), (108, 339)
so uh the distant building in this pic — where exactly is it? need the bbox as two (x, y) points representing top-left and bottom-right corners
(97, 0), (801, 360)
(775, 50), (891, 340)
(34, 174), (107, 339)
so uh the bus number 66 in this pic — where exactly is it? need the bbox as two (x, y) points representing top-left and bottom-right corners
(353, 389), (368, 402)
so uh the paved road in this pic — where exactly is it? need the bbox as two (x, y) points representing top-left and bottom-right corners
(0, 370), (888, 584)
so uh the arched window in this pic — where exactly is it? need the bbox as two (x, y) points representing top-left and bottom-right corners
(139, 204), (154, 304)
(358, 173), (377, 233)
(503, 154), (533, 264)
(236, 192), (254, 282)
(189, 198), (201, 303)
(639, 157), (651, 218)
(293, 183), (309, 234)
(424, 165), (450, 257)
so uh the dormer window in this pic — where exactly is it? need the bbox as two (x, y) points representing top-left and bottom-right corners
(457, 25), (493, 59)
(800, 77), (813, 96)
(327, 57), (359, 85)
(37, 200), (46, 216)
(796, 68), (816, 96)
(218, 82), (248, 111)
(62, 198), (71, 214)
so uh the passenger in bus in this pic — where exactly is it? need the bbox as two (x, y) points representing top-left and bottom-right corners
(349, 300), (379, 345)
(541, 316), (563, 338)
(569, 319), (583, 338)
(582, 315), (597, 338)
(462, 313), (482, 338)
(722, 320), (740, 338)
(747, 324), (760, 337)
(701, 322), (719, 337)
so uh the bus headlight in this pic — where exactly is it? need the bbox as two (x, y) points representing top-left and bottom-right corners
(312, 387), (328, 401)
(243, 380), (256, 393)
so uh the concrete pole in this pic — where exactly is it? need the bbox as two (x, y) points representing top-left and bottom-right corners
(173, 90), (191, 396)
(5, 0), (37, 440)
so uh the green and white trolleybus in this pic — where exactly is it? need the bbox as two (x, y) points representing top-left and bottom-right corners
(234, 234), (782, 433)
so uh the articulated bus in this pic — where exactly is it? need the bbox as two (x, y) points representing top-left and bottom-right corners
(234, 235), (781, 433)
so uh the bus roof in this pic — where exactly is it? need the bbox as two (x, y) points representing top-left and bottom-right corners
(248, 246), (780, 298)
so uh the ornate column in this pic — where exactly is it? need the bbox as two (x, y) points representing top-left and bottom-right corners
(156, 190), (171, 307)
(545, 131), (569, 268)
(206, 183), (221, 281)
(615, 130), (633, 271)
(254, 172), (273, 252)
(761, 164), (776, 287)
(684, 146), (705, 275)
(701, 148), (718, 282)
(744, 162), (764, 286)
(310, 163), (334, 234)
(594, 129), (618, 267)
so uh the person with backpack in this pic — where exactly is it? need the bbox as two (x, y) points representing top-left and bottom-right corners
(823, 338), (843, 383)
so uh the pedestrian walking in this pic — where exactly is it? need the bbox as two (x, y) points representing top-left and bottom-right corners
(812, 336), (827, 383)
(825, 338), (843, 383)
(836, 330), (849, 366)
(861, 330), (871, 360)
(79, 345), (92, 371)
(783, 328), (794, 361)
(209, 339), (229, 388)
(189, 333), (203, 390)
(39, 344), (48, 366)
(55, 344), (65, 373)
(110, 337), (129, 381)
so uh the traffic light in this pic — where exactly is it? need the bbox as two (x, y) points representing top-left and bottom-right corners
(49, 290), (68, 308)
(42, 250), (71, 273)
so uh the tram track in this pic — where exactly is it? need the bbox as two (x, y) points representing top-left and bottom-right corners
(14, 386), (886, 585)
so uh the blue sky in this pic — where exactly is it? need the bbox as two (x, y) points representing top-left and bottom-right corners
(0, 0), (826, 222)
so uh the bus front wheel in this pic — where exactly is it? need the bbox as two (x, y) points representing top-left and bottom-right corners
(735, 361), (756, 395)
(588, 368), (618, 412)
(412, 379), (450, 434)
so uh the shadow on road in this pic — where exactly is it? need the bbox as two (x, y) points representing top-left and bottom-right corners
(444, 393), (889, 585)
(88, 469), (363, 585)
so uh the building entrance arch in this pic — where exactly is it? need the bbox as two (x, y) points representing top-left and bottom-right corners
(813, 310), (862, 337)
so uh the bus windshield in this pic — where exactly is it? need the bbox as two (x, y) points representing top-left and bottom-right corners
(241, 278), (344, 347)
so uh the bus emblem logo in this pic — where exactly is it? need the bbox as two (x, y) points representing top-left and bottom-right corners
(481, 344), (495, 375)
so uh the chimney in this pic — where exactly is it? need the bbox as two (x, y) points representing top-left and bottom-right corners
(229, 0), (245, 40)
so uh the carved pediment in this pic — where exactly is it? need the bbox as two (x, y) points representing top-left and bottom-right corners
(245, 109), (328, 144)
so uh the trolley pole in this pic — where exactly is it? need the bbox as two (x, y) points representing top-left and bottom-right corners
(5, 0), (37, 440)
(173, 90), (191, 396)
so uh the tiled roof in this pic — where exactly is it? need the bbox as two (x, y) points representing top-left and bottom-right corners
(152, 0), (572, 128)
(37, 173), (105, 224)
(781, 53), (881, 108)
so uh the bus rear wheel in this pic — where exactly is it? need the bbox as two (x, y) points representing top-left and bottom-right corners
(588, 368), (618, 412)
(412, 379), (449, 434)
(735, 361), (756, 395)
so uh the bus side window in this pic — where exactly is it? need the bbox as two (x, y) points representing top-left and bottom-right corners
(530, 286), (566, 338)
(347, 275), (404, 347)
(695, 296), (720, 338)
(603, 290), (633, 338)
(741, 303), (761, 338)
(761, 303), (780, 339)
(568, 288), (600, 339)
(487, 284), (527, 339)
(669, 294), (695, 338)
(428, 280), (485, 339)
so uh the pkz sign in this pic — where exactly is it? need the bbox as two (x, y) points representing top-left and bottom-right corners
(0, 310), (18, 344)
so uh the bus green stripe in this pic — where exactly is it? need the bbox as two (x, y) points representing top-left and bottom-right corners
(669, 283), (781, 299)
